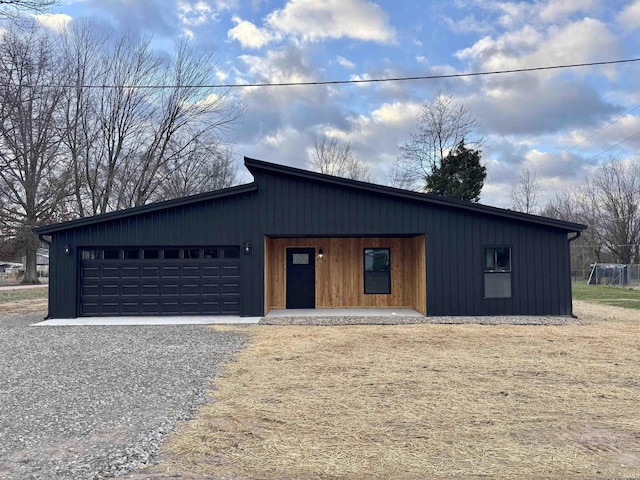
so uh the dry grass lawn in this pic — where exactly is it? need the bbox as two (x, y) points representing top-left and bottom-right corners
(0, 287), (48, 314)
(141, 301), (640, 479)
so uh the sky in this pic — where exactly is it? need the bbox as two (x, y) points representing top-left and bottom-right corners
(32, 0), (640, 208)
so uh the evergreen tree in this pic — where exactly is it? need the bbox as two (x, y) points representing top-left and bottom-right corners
(424, 140), (486, 202)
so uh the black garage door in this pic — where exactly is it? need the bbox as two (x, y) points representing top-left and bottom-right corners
(79, 246), (241, 316)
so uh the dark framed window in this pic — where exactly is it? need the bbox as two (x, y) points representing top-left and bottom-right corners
(203, 248), (219, 259)
(103, 249), (120, 260)
(143, 249), (160, 259)
(364, 248), (391, 294)
(124, 249), (140, 260)
(163, 249), (180, 259)
(81, 249), (100, 260)
(484, 246), (512, 298)
(222, 246), (240, 258)
(184, 249), (200, 259)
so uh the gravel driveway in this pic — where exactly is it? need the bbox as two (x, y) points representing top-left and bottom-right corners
(0, 312), (246, 480)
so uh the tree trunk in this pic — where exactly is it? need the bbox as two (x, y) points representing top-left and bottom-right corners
(22, 242), (40, 284)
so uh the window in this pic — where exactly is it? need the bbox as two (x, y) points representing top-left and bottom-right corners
(364, 248), (391, 294)
(124, 249), (140, 260)
(484, 247), (512, 298)
(143, 249), (160, 259)
(184, 249), (200, 259)
(163, 249), (180, 259)
(81, 249), (100, 260)
(203, 248), (218, 259)
(222, 246), (240, 258)
(103, 249), (120, 260)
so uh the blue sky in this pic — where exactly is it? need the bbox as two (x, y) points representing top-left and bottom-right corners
(35, 0), (640, 208)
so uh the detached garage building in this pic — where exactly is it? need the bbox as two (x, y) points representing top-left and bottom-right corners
(35, 157), (586, 319)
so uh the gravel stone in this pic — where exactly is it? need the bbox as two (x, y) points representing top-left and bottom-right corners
(0, 311), (246, 480)
(260, 314), (584, 326)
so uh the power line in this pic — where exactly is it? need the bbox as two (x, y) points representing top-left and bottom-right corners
(552, 129), (640, 178)
(532, 104), (640, 174)
(9, 57), (640, 90)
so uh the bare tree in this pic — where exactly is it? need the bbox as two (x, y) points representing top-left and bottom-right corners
(116, 40), (244, 208)
(309, 134), (371, 182)
(158, 140), (238, 200)
(0, 0), (57, 18)
(510, 168), (540, 214)
(0, 25), (70, 283)
(582, 157), (640, 264)
(393, 93), (481, 191)
(60, 22), (244, 214)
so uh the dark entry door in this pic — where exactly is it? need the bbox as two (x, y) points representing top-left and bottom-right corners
(286, 247), (315, 309)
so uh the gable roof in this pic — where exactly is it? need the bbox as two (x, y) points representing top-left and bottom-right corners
(244, 156), (587, 233)
(34, 182), (258, 235)
(34, 157), (586, 236)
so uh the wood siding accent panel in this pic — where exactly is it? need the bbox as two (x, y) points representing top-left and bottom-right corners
(265, 236), (426, 313)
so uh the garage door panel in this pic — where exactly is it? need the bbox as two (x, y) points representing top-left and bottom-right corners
(222, 282), (240, 295)
(183, 266), (200, 278)
(80, 247), (241, 316)
(82, 285), (99, 297)
(162, 284), (180, 295)
(142, 267), (160, 278)
(122, 302), (140, 314)
(102, 285), (119, 296)
(161, 266), (180, 278)
(202, 266), (220, 277)
(82, 267), (100, 278)
(101, 267), (121, 278)
(202, 283), (220, 295)
(122, 284), (140, 296)
(141, 284), (161, 296)
(122, 267), (141, 278)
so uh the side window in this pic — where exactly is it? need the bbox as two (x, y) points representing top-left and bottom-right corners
(364, 248), (391, 294)
(484, 247), (512, 298)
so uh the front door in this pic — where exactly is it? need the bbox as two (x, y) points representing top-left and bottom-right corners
(286, 247), (316, 309)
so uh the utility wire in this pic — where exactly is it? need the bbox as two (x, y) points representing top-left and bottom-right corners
(532, 104), (640, 173)
(552, 129), (640, 177)
(9, 57), (640, 89)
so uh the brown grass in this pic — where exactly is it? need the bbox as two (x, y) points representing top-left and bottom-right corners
(0, 287), (48, 314)
(148, 302), (640, 479)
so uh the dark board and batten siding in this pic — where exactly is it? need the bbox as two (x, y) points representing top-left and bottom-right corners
(251, 168), (574, 316)
(47, 190), (262, 318)
(39, 158), (582, 318)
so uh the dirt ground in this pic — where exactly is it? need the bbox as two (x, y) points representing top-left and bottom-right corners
(126, 300), (640, 480)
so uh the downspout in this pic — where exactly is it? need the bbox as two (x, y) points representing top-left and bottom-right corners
(38, 234), (52, 320)
(568, 231), (582, 318)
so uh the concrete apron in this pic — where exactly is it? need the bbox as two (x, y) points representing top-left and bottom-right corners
(31, 309), (423, 326)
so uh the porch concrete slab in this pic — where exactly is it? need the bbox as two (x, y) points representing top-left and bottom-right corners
(32, 316), (262, 326)
(265, 308), (423, 318)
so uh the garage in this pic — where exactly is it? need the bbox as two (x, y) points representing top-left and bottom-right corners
(79, 246), (241, 316)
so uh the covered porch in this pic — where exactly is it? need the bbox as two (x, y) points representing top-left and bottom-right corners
(264, 236), (426, 315)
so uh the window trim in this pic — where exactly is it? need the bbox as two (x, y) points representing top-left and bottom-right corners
(363, 247), (391, 295)
(483, 246), (513, 299)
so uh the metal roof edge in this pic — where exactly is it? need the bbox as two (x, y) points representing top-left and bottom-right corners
(244, 156), (587, 232)
(33, 182), (258, 235)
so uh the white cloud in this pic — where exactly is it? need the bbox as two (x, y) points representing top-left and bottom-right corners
(456, 18), (620, 74)
(228, 16), (278, 48)
(336, 55), (355, 69)
(32, 13), (72, 32)
(177, 0), (215, 27)
(617, 0), (640, 29)
(266, 0), (396, 43)
(539, 0), (598, 22)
